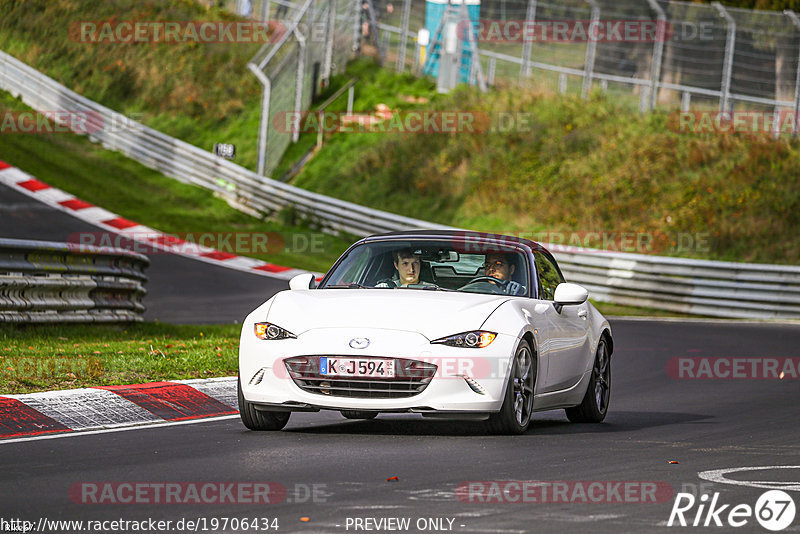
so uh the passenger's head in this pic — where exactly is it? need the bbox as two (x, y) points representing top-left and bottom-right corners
(393, 249), (421, 286)
(484, 252), (515, 281)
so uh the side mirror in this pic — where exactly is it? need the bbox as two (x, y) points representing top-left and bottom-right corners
(553, 283), (588, 313)
(289, 273), (316, 290)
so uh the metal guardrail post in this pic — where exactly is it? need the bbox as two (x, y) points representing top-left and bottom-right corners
(582, 0), (600, 99)
(646, 0), (666, 111)
(713, 2), (736, 113)
(521, 0), (537, 79)
(396, 0), (412, 71)
(784, 10), (800, 136)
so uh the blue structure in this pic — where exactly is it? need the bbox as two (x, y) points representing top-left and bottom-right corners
(423, 0), (481, 84)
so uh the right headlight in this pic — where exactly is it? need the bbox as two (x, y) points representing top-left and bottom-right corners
(431, 331), (496, 348)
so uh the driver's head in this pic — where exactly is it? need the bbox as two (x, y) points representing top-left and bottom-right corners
(484, 253), (515, 281)
(393, 249), (421, 286)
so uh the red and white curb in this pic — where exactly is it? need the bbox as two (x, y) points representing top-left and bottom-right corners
(0, 377), (239, 440)
(0, 160), (322, 281)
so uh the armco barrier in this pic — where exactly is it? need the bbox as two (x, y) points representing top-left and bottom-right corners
(0, 238), (149, 323)
(1, 49), (799, 319)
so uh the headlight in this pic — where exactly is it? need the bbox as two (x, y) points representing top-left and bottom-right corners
(254, 322), (296, 340)
(431, 331), (496, 348)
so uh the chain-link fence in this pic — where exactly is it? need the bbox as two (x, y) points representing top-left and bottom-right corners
(245, 0), (362, 176)
(228, 0), (800, 176)
(375, 0), (800, 118)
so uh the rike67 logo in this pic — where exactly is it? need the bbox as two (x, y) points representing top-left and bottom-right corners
(668, 490), (796, 531)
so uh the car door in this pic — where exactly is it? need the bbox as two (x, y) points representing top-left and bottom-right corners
(534, 251), (590, 393)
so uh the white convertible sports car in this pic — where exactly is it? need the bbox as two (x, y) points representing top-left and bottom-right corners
(238, 231), (612, 434)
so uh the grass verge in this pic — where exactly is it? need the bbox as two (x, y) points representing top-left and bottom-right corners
(0, 323), (240, 395)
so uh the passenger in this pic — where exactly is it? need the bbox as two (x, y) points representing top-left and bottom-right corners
(376, 249), (434, 288)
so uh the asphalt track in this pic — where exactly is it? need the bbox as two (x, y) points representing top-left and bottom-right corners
(0, 183), (288, 323)
(2, 182), (800, 533)
(1, 320), (799, 533)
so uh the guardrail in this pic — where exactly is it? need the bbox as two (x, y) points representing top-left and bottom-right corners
(0, 239), (149, 323)
(553, 249), (800, 320)
(1, 49), (799, 319)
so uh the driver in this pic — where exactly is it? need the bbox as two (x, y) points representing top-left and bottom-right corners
(483, 252), (516, 284)
(376, 249), (435, 288)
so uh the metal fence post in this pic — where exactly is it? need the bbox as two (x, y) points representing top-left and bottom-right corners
(262, 0), (271, 20)
(248, 64), (272, 176)
(352, 0), (361, 52)
(784, 10), (800, 136)
(322, 0), (336, 86)
(582, 0), (599, 98)
(713, 2), (736, 113)
(521, 0), (537, 78)
(396, 0), (412, 71)
(293, 28), (308, 144)
(646, 0), (666, 110)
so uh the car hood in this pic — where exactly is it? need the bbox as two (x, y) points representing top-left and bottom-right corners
(264, 289), (510, 340)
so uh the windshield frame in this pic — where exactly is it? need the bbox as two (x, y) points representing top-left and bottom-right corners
(318, 236), (534, 298)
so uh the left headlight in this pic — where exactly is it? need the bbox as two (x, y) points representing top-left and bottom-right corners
(254, 322), (297, 340)
(431, 331), (496, 348)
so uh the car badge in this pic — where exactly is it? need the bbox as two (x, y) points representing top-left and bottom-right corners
(349, 337), (370, 349)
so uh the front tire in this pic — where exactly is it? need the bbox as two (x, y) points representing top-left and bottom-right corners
(487, 339), (535, 435)
(566, 339), (611, 423)
(238, 377), (291, 431)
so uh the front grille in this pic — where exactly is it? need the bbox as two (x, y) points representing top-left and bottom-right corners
(284, 356), (437, 399)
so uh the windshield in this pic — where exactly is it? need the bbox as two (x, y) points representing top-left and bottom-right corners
(320, 239), (530, 296)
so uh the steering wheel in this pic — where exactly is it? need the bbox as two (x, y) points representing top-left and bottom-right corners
(460, 277), (526, 295)
(460, 276), (508, 294)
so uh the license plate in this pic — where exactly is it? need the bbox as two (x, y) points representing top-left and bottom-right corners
(320, 357), (395, 378)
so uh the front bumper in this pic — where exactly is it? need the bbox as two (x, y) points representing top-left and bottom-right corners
(239, 326), (517, 413)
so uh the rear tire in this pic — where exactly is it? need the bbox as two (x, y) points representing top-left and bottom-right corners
(238, 377), (291, 431)
(566, 339), (611, 423)
(487, 339), (535, 435)
(341, 410), (378, 420)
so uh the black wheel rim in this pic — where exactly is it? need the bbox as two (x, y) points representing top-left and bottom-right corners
(593, 342), (610, 414)
(513, 345), (534, 426)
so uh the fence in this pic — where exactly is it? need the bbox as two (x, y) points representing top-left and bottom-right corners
(248, 0), (363, 176)
(375, 0), (800, 119)
(0, 239), (149, 323)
